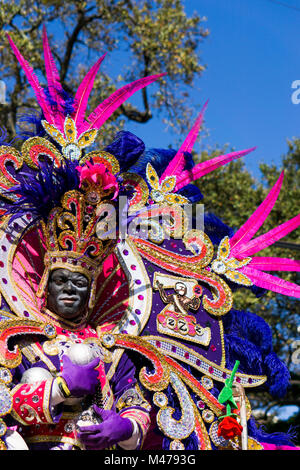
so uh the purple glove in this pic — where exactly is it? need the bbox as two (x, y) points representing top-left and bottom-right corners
(60, 355), (100, 398)
(77, 406), (133, 450)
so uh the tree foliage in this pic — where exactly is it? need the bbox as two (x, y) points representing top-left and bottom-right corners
(0, 0), (208, 143)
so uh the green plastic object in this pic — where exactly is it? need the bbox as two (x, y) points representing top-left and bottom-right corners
(218, 360), (240, 415)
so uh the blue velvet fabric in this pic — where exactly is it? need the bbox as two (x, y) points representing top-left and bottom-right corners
(104, 131), (145, 172)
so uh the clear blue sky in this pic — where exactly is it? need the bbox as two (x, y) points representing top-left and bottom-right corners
(128, 0), (300, 180)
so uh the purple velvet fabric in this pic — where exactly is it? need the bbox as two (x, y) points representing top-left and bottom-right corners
(140, 237), (225, 366)
(60, 355), (100, 397)
(77, 406), (133, 450)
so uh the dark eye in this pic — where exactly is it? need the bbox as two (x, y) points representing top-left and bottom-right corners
(75, 280), (88, 288)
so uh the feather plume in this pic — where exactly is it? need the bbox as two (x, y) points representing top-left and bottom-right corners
(227, 176), (300, 297)
(159, 100), (208, 182)
(234, 213), (300, 258)
(42, 26), (65, 131)
(239, 266), (300, 298)
(174, 147), (256, 191)
(3, 160), (80, 221)
(6, 33), (54, 125)
(78, 73), (166, 133)
(230, 172), (284, 253)
(248, 256), (300, 272)
(72, 54), (107, 128)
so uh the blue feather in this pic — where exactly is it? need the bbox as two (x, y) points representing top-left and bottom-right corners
(0, 126), (23, 146)
(263, 352), (290, 398)
(223, 309), (290, 397)
(44, 86), (75, 116)
(104, 131), (145, 172)
(247, 417), (297, 447)
(224, 334), (264, 374)
(18, 112), (46, 139)
(177, 184), (203, 203)
(223, 309), (273, 356)
(204, 212), (234, 243)
(3, 159), (80, 221)
(129, 148), (177, 179)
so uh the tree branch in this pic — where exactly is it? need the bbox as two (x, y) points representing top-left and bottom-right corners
(119, 103), (152, 122)
(60, 9), (103, 82)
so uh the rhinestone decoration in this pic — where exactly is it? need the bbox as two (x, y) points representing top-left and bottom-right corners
(0, 368), (12, 385)
(197, 400), (205, 410)
(44, 324), (56, 338)
(63, 143), (81, 161)
(151, 189), (165, 203)
(201, 375), (214, 390)
(86, 191), (101, 204)
(210, 236), (253, 287)
(153, 392), (168, 408)
(0, 383), (12, 416)
(0, 419), (7, 437)
(211, 260), (227, 274)
(146, 163), (189, 205)
(32, 395), (39, 403)
(202, 409), (215, 423)
(157, 372), (195, 440)
(64, 422), (75, 433)
(102, 334), (116, 348)
(170, 439), (185, 450)
(119, 388), (145, 408)
(146, 338), (266, 387)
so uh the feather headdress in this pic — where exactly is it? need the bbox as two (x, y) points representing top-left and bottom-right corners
(210, 173), (300, 298)
(7, 28), (165, 156)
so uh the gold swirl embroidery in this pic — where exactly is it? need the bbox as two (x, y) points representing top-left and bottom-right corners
(19, 404), (44, 423)
(20, 382), (43, 396)
(21, 137), (63, 169)
(80, 150), (120, 175)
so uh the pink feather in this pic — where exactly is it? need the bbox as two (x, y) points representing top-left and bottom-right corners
(7, 33), (54, 125)
(233, 213), (300, 257)
(248, 256), (300, 272)
(159, 100), (208, 183)
(230, 172), (284, 254)
(72, 53), (107, 128)
(240, 266), (300, 298)
(174, 147), (256, 191)
(78, 73), (166, 133)
(42, 26), (65, 131)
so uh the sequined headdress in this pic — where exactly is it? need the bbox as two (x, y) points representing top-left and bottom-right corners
(36, 164), (122, 308)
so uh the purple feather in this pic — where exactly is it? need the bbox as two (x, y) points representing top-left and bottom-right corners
(3, 160), (80, 221)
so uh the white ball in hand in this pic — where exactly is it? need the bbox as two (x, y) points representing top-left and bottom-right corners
(20, 367), (53, 383)
(66, 343), (98, 365)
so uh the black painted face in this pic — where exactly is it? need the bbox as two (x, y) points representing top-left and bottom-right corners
(47, 268), (90, 320)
